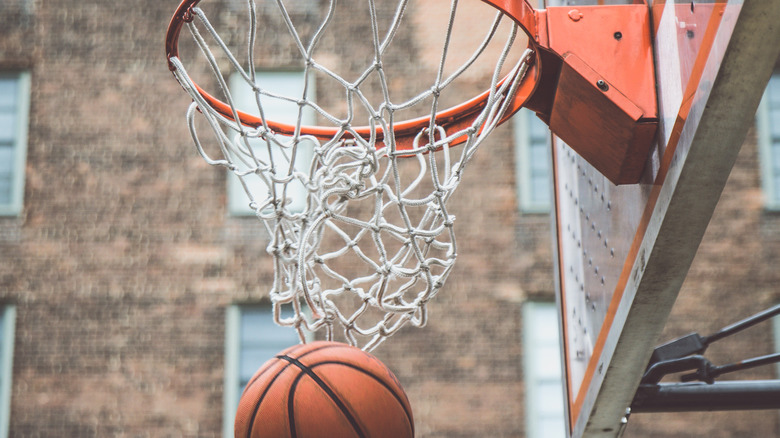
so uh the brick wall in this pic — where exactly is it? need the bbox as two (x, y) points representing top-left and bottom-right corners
(0, 0), (777, 437)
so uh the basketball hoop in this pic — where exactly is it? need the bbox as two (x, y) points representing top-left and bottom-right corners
(165, 0), (539, 350)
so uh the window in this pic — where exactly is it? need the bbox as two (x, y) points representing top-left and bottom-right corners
(0, 306), (15, 438)
(226, 71), (316, 216)
(223, 304), (301, 437)
(0, 72), (31, 216)
(523, 301), (566, 438)
(757, 72), (780, 211)
(514, 108), (552, 213)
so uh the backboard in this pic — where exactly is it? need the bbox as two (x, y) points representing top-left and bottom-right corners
(551, 1), (780, 437)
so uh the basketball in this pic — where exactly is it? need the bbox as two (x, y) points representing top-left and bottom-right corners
(234, 341), (414, 438)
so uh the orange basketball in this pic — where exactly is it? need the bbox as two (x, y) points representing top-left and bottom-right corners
(234, 341), (415, 438)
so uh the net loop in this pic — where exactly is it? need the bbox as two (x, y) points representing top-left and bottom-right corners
(167, 0), (536, 350)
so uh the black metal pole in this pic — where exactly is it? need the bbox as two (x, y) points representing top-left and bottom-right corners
(702, 304), (780, 344)
(632, 380), (780, 413)
(684, 352), (780, 382)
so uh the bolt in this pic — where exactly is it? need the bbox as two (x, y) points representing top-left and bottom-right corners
(614, 31), (623, 40)
(597, 80), (609, 92)
(568, 9), (583, 22)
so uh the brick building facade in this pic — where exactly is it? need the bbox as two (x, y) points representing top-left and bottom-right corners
(0, 0), (778, 437)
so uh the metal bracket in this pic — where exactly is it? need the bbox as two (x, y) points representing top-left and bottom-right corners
(476, 1), (660, 184)
(538, 4), (658, 185)
(632, 304), (780, 412)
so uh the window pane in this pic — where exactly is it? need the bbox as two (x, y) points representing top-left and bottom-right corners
(531, 175), (550, 205)
(773, 143), (780, 172)
(229, 71), (314, 124)
(0, 309), (4, 355)
(517, 109), (551, 212)
(768, 76), (780, 107)
(534, 346), (563, 379)
(228, 71), (315, 215)
(530, 143), (549, 172)
(537, 380), (565, 414)
(239, 346), (285, 384)
(774, 175), (780, 202)
(0, 79), (16, 110)
(537, 418), (566, 438)
(529, 113), (550, 139)
(237, 306), (300, 400)
(0, 112), (16, 143)
(525, 302), (565, 438)
(0, 147), (13, 204)
(769, 108), (780, 139)
(528, 304), (559, 341)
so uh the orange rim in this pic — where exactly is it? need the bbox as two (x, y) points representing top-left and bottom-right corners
(165, 0), (544, 151)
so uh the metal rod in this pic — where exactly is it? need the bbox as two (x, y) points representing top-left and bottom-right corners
(708, 352), (780, 379)
(632, 380), (780, 413)
(702, 304), (780, 344)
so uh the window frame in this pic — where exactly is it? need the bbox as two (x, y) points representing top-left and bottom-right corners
(222, 304), (304, 437)
(225, 70), (316, 217)
(756, 72), (780, 211)
(522, 301), (566, 438)
(774, 313), (780, 378)
(514, 108), (553, 214)
(0, 72), (31, 216)
(0, 306), (16, 438)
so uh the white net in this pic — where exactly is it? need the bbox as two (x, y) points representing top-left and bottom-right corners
(167, 0), (534, 350)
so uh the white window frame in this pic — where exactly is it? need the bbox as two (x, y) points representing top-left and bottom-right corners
(514, 108), (553, 214)
(0, 306), (16, 438)
(756, 72), (780, 211)
(226, 70), (316, 216)
(523, 301), (566, 438)
(222, 304), (303, 437)
(774, 313), (780, 378)
(0, 72), (31, 216)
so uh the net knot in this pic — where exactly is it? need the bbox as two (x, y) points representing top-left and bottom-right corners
(182, 6), (196, 22)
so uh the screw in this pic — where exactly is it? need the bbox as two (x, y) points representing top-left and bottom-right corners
(614, 31), (623, 40)
(597, 80), (609, 92)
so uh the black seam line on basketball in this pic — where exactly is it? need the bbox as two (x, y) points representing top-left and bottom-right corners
(246, 360), (295, 438)
(279, 355), (368, 438)
(246, 345), (344, 436)
(242, 358), (280, 400)
(291, 343), (345, 361)
(310, 361), (414, 432)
